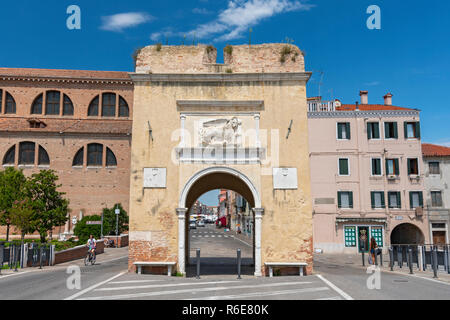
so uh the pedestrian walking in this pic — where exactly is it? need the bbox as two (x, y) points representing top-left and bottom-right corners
(370, 237), (378, 265)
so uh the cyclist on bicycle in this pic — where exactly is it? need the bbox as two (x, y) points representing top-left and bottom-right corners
(87, 234), (97, 259)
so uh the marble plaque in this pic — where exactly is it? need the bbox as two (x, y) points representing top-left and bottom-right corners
(144, 168), (167, 188)
(273, 168), (298, 190)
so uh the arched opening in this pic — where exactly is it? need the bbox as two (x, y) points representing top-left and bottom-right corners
(178, 167), (262, 277)
(391, 223), (425, 245)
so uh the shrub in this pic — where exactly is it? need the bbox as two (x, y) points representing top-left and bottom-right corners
(206, 45), (215, 54)
(224, 45), (233, 55)
(73, 215), (107, 244)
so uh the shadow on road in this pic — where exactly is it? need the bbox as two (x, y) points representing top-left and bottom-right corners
(185, 257), (254, 277)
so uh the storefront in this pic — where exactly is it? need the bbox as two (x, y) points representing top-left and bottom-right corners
(337, 218), (386, 253)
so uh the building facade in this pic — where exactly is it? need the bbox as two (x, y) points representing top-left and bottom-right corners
(0, 68), (133, 239)
(309, 91), (428, 254)
(422, 143), (450, 245)
(128, 43), (314, 276)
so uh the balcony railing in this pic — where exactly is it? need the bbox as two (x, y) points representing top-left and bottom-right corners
(308, 101), (336, 112)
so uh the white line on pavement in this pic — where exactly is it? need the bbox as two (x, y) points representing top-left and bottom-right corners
(0, 270), (35, 280)
(387, 271), (450, 286)
(230, 235), (252, 247)
(64, 271), (127, 300)
(108, 280), (165, 285)
(79, 281), (314, 300)
(184, 287), (330, 300)
(316, 274), (354, 300)
(316, 296), (342, 300)
(95, 280), (241, 291)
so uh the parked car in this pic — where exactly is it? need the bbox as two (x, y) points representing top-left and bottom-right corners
(197, 220), (205, 227)
(189, 221), (197, 230)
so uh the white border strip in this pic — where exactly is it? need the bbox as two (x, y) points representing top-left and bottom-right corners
(316, 274), (354, 300)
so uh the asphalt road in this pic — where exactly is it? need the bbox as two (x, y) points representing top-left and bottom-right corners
(0, 226), (449, 300)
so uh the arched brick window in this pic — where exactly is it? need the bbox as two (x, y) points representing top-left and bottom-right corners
(19, 142), (36, 165)
(73, 144), (118, 168)
(87, 93), (129, 118)
(31, 91), (74, 116)
(0, 90), (17, 114)
(2, 145), (15, 166)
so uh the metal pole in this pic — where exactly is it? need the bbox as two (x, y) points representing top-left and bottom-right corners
(237, 249), (242, 280)
(0, 243), (3, 275)
(447, 245), (450, 275)
(422, 246), (427, 271)
(389, 247), (394, 271)
(116, 205), (119, 247)
(408, 248), (414, 274)
(39, 246), (43, 270)
(374, 249), (378, 266)
(362, 251), (365, 267)
(398, 246), (403, 268)
(196, 249), (201, 279)
(379, 249), (383, 267)
(14, 245), (18, 272)
(432, 246), (438, 278)
(444, 245), (449, 273)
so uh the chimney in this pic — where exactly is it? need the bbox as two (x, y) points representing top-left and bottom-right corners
(360, 91), (368, 105)
(384, 93), (393, 106)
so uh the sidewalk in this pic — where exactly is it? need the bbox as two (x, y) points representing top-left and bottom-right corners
(0, 247), (129, 277)
(314, 253), (450, 284)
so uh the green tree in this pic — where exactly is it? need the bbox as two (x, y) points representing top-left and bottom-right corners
(10, 199), (36, 243)
(0, 168), (27, 241)
(25, 170), (69, 242)
(73, 215), (107, 244)
(102, 203), (129, 236)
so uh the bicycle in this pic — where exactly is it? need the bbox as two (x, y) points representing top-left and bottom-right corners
(84, 249), (96, 266)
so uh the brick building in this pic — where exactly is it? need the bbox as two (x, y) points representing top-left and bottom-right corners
(0, 68), (133, 239)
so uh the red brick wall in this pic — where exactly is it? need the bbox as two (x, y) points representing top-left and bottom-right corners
(0, 71), (133, 239)
(54, 241), (105, 265)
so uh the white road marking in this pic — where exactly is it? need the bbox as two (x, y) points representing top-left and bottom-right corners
(95, 280), (240, 292)
(185, 287), (330, 300)
(230, 235), (253, 248)
(316, 274), (353, 300)
(388, 270), (450, 286)
(79, 281), (314, 300)
(64, 271), (127, 300)
(211, 236), (215, 238)
(0, 270), (35, 280)
(316, 296), (342, 300)
(108, 280), (164, 285)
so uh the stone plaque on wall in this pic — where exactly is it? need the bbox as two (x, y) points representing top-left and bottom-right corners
(144, 168), (167, 188)
(273, 168), (298, 190)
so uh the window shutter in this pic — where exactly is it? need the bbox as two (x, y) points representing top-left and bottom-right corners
(367, 123), (372, 140)
(349, 192), (354, 208)
(337, 192), (342, 208)
(407, 159), (411, 175)
(404, 122), (408, 139)
(388, 192), (392, 208)
(393, 122), (398, 139)
(397, 192), (402, 208)
(395, 159), (400, 175)
(385, 159), (389, 175)
(419, 192), (423, 207)
(409, 192), (413, 209)
(415, 122), (421, 139)
(346, 123), (351, 140)
(374, 123), (380, 139)
(337, 124), (342, 139)
(371, 192), (375, 209)
(377, 160), (381, 175)
(384, 123), (389, 139)
(381, 192), (386, 208)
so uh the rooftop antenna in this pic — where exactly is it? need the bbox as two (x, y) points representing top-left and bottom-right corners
(317, 71), (324, 98)
(249, 28), (252, 46)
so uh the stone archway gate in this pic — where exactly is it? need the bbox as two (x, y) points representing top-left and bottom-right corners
(127, 43), (314, 276)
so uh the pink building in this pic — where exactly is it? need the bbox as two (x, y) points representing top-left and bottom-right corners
(309, 91), (428, 254)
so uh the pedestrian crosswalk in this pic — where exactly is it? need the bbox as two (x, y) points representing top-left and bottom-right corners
(70, 273), (348, 300)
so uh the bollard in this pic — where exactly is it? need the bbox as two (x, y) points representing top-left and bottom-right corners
(237, 249), (242, 280)
(447, 245), (450, 275)
(379, 249), (383, 267)
(196, 249), (200, 279)
(422, 246), (427, 271)
(14, 245), (18, 272)
(39, 246), (43, 270)
(374, 250), (378, 266)
(444, 245), (449, 274)
(362, 251), (365, 267)
(389, 247), (394, 271)
(408, 249), (414, 274)
(432, 246), (438, 278)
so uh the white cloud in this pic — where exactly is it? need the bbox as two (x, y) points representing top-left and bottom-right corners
(153, 0), (313, 42)
(192, 8), (213, 15)
(101, 12), (153, 32)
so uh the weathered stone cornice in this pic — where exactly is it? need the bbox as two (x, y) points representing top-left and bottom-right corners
(0, 75), (133, 85)
(308, 110), (420, 119)
(177, 100), (264, 109)
(129, 72), (312, 83)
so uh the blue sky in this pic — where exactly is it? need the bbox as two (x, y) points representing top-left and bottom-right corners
(1, 0), (449, 205)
